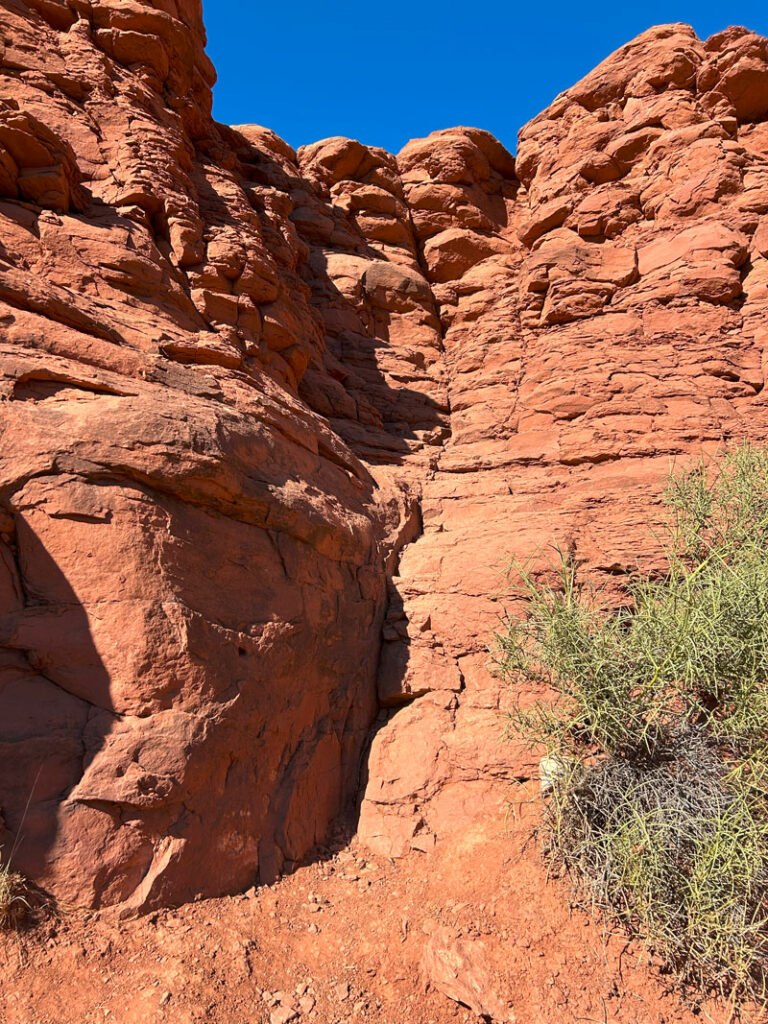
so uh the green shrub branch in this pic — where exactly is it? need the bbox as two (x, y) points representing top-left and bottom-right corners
(497, 443), (768, 1004)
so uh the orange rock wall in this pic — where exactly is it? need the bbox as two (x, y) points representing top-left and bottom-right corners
(0, 0), (390, 910)
(2, 3), (768, 908)
(360, 25), (768, 856)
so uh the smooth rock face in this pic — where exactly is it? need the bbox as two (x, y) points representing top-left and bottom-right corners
(2, 6), (768, 910)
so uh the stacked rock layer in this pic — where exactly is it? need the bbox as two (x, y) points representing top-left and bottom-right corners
(1, 3), (768, 909)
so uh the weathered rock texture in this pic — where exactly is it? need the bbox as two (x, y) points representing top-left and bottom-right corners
(358, 23), (768, 859)
(2, 4), (768, 910)
(0, 0), (390, 910)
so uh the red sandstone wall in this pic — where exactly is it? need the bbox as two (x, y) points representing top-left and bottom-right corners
(0, 0), (390, 909)
(2, 3), (768, 910)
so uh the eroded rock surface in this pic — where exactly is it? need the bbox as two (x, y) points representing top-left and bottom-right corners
(2, 5), (768, 916)
(356, 24), (768, 856)
(0, 0), (391, 910)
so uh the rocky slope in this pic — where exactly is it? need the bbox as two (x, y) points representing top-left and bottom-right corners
(2, 0), (768, 935)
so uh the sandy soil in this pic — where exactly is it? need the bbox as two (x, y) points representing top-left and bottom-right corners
(0, 799), (731, 1024)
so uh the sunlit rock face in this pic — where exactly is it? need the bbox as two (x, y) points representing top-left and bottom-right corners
(2, 5), (768, 908)
(0, 0), (387, 909)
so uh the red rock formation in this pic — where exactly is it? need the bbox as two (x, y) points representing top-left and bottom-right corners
(2, 4), (768, 918)
(0, 0), (389, 910)
(358, 23), (768, 859)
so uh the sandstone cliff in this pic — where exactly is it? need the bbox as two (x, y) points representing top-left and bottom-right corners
(1, 2), (768, 917)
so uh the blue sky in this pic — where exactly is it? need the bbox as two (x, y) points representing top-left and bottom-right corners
(204, 1), (768, 156)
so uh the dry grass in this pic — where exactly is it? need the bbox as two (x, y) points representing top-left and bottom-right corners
(0, 861), (31, 930)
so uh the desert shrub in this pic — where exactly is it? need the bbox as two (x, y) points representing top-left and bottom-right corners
(497, 443), (768, 1003)
(0, 857), (30, 930)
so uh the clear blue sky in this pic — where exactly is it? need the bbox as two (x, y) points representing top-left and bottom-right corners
(204, 1), (768, 156)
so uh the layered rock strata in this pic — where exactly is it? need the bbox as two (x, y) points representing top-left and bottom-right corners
(2, 4), (768, 909)
(0, 0), (391, 909)
(359, 24), (768, 855)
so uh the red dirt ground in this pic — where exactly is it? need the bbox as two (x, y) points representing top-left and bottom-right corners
(0, 799), (740, 1024)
